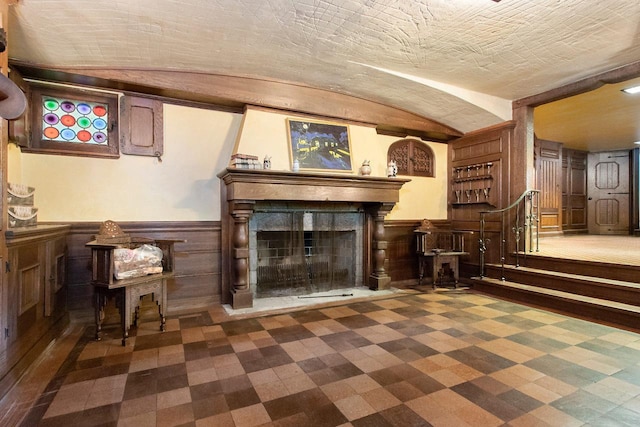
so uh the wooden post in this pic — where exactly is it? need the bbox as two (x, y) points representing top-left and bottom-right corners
(229, 200), (254, 308)
(368, 202), (395, 290)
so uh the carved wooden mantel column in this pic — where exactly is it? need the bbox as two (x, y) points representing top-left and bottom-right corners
(218, 168), (410, 309)
(368, 202), (396, 291)
(229, 200), (255, 309)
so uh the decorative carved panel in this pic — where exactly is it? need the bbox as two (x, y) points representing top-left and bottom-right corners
(387, 138), (434, 177)
(19, 264), (40, 315)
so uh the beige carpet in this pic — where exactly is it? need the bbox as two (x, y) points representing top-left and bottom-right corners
(535, 235), (640, 266)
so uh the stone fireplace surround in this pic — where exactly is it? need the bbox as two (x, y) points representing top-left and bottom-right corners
(218, 168), (409, 309)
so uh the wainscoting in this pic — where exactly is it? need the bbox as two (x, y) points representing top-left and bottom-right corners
(0, 219), (432, 402)
(62, 219), (432, 315)
(386, 219), (452, 285)
(63, 221), (221, 315)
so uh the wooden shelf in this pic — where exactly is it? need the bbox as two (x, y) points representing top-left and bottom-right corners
(452, 201), (494, 207)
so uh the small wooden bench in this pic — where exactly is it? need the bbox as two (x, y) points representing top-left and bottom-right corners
(87, 239), (181, 346)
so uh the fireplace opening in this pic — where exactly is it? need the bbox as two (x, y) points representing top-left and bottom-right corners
(250, 208), (363, 298)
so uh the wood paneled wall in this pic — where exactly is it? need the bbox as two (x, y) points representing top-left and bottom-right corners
(385, 220), (421, 284)
(449, 122), (516, 268)
(385, 219), (452, 285)
(64, 221), (221, 314)
(63, 219), (433, 314)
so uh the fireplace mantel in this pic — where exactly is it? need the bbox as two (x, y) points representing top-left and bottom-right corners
(218, 168), (410, 308)
(218, 168), (410, 204)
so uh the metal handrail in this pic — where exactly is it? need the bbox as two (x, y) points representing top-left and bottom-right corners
(478, 189), (540, 279)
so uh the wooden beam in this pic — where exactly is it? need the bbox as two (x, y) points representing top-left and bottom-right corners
(514, 60), (640, 108)
(11, 63), (463, 141)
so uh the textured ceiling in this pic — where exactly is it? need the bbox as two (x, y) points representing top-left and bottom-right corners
(7, 0), (640, 142)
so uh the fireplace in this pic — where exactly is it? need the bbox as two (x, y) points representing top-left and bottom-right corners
(219, 168), (409, 308)
(251, 207), (364, 297)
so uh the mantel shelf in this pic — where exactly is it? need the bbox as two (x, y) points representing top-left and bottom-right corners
(218, 168), (410, 204)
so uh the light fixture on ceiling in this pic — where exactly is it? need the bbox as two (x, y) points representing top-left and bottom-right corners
(622, 85), (640, 94)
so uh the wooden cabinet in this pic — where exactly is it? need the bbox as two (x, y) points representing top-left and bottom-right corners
(120, 95), (164, 158)
(0, 225), (69, 397)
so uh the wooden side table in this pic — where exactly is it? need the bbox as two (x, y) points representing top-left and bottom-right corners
(87, 239), (181, 346)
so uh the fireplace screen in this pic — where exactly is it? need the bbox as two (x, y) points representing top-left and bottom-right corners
(251, 210), (362, 297)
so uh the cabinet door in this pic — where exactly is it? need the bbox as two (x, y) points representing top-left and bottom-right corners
(8, 244), (43, 341)
(45, 237), (66, 317)
(120, 96), (163, 157)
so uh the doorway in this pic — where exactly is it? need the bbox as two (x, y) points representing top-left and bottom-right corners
(587, 150), (631, 235)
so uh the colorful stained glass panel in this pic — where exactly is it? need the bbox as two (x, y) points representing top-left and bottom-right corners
(41, 97), (109, 145)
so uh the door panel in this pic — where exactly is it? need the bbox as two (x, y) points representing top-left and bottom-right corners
(562, 148), (588, 232)
(535, 139), (563, 233)
(588, 151), (630, 234)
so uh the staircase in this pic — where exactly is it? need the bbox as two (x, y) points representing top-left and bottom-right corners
(472, 189), (640, 331)
(471, 256), (640, 331)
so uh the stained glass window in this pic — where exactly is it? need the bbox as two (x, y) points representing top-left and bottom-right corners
(26, 83), (120, 158)
(42, 97), (110, 145)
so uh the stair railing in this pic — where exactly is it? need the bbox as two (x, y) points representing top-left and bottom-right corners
(479, 189), (540, 279)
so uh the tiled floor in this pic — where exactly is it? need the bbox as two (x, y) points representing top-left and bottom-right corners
(6, 288), (640, 426)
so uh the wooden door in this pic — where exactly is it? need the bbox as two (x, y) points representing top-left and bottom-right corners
(562, 149), (588, 232)
(535, 139), (563, 234)
(588, 151), (630, 234)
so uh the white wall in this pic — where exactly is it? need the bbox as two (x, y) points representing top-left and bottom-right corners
(235, 107), (449, 220)
(10, 104), (448, 222)
(11, 104), (242, 222)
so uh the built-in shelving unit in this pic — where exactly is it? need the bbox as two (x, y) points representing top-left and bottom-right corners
(451, 162), (494, 206)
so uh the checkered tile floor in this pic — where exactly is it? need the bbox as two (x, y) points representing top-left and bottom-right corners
(15, 290), (640, 426)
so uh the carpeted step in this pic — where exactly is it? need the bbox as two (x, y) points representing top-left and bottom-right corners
(471, 276), (640, 331)
(483, 263), (640, 306)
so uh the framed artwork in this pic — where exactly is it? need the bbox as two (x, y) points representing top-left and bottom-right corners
(286, 118), (353, 172)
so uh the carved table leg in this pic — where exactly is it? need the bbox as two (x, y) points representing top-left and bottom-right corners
(159, 278), (167, 331)
(158, 305), (166, 332)
(115, 289), (129, 346)
(94, 289), (107, 341)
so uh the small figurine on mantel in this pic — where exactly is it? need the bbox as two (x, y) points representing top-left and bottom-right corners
(387, 160), (397, 177)
(263, 155), (271, 170)
(360, 160), (371, 176)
